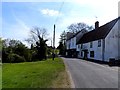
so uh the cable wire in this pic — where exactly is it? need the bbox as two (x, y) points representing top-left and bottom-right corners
(55, 1), (64, 23)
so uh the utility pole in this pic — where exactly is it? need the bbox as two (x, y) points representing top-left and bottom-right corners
(52, 24), (55, 60)
(53, 24), (55, 49)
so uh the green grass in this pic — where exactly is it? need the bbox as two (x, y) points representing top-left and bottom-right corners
(2, 58), (70, 88)
(0, 65), (2, 89)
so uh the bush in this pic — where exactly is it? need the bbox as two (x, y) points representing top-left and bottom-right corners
(2, 51), (9, 63)
(8, 53), (26, 63)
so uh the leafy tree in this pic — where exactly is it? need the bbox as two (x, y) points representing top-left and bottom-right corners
(2, 39), (31, 63)
(46, 46), (53, 58)
(57, 31), (67, 56)
(36, 37), (47, 60)
(59, 31), (67, 45)
(57, 42), (65, 55)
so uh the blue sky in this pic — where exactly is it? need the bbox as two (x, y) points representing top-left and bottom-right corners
(1, 0), (119, 47)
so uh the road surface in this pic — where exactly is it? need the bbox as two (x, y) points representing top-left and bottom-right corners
(62, 57), (118, 88)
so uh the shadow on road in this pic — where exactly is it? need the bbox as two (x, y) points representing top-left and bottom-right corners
(61, 55), (120, 67)
(80, 58), (120, 67)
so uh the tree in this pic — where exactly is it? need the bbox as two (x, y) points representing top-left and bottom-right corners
(57, 42), (65, 55)
(26, 26), (48, 45)
(59, 30), (67, 46)
(26, 26), (48, 61)
(67, 22), (94, 33)
(36, 37), (47, 60)
(57, 31), (67, 55)
(2, 39), (29, 63)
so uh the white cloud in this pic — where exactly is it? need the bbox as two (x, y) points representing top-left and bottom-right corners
(40, 9), (62, 16)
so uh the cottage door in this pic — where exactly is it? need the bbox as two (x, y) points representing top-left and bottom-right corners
(83, 50), (88, 59)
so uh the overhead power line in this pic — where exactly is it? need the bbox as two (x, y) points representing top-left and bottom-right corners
(55, 1), (64, 23)
(52, 1), (65, 48)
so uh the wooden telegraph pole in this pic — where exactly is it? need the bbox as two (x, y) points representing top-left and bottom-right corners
(53, 24), (55, 49)
(52, 24), (55, 60)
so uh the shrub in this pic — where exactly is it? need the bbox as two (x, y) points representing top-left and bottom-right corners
(8, 53), (26, 63)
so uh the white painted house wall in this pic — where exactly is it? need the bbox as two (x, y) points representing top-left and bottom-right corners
(70, 37), (76, 49)
(80, 19), (119, 62)
(76, 44), (82, 58)
(76, 30), (88, 52)
(77, 43), (89, 58)
(66, 40), (70, 50)
(77, 44), (81, 58)
(118, 18), (120, 60)
(66, 30), (88, 52)
(104, 20), (119, 61)
(87, 40), (103, 61)
(76, 44), (80, 51)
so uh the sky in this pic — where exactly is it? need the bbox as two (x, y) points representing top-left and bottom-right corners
(1, 0), (120, 47)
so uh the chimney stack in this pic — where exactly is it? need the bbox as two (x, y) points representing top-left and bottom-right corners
(95, 21), (99, 29)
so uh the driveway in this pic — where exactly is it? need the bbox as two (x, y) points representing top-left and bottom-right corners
(62, 57), (118, 88)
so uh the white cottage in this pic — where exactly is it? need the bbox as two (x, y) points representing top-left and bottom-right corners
(66, 29), (87, 57)
(77, 17), (120, 62)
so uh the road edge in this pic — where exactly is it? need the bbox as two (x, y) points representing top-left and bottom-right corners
(60, 57), (75, 88)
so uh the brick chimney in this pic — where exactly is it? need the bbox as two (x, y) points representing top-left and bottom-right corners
(95, 21), (99, 29)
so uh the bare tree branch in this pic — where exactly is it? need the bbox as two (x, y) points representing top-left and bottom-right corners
(67, 22), (94, 33)
(25, 26), (49, 45)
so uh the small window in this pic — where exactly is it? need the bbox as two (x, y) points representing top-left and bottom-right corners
(90, 42), (93, 48)
(98, 40), (101, 47)
(90, 51), (94, 57)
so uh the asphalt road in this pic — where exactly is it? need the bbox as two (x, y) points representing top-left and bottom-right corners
(62, 57), (119, 88)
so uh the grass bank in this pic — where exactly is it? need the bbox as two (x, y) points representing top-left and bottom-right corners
(0, 65), (2, 89)
(2, 58), (71, 88)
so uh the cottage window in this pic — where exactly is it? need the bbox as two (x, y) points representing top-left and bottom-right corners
(90, 51), (94, 57)
(90, 42), (93, 48)
(98, 40), (101, 47)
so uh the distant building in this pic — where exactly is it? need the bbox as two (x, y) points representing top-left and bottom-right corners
(66, 29), (88, 57)
(77, 17), (120, 62)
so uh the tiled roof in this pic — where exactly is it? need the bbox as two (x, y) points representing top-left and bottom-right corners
(77, 17), (119, 44)
(66, 32), (74, 40)
(66, 29), (87, 41)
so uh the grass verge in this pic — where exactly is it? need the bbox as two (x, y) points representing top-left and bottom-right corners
(0, 64), (2, 89)
(2, 58), (71, 88)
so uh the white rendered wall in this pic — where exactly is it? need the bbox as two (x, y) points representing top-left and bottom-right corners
(104, 20), (119, 61)
(77, 44), (82, 58)
(118, 18), (120, 59)
(76, 44), (80, 51)
(66, 40), (70, 50)
(78, 43), (89, 58)
(86, 40), (102, 61)
(70, 37), (76, 49)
